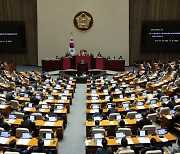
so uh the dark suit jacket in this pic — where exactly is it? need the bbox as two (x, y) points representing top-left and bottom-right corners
(172, 113), (180, 123)
(6, 93), (14, 101)
(141, 146), (161, 154)
(137, 118), (152, 129)
(6, 148), (23, 154)
(96, 147), (113, 154)
(21, 120), (35, 132)
(108, 108), (118, 115)
(0, 121), (11, 130)
(30, 96), (40, 106)
(166, 100), (176, 109)
(30, 146), (49, 154)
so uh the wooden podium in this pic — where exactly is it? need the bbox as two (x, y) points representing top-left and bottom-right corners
(77, 63), (88, 74)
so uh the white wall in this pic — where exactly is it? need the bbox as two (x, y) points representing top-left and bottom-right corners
(37, 0), (129, 66)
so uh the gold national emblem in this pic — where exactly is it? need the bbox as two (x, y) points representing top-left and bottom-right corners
(74, 11), (93, 31)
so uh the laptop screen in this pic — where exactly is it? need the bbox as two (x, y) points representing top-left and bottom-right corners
(44, 132), (53, 140)
(3, 91), (7, 95)
(49, 116), (57, 122)
(116, 115), (121, 120)
(126, 87), (131, 91)
(1, 131), (10, 138)
(137, 101), (144, 106)
(1, 101), (6, 105)
(36, 95), (41, 99)
(158, 128), (167, 135)
(28, 103), (33, 108)
(92, 104), (99, 109)
(22, 132), (32, 139)
(173, 95), (178, 100)
(131, 94), (135, 98)
(94, 133), (104, 139)
(116, 132), (125, 138)
(122, 82), (126, 85)
(119, 95), (124, 99)
(123, 103), (129, 108)
(150, 99), (157, 104)
(162, 98), (168, 103)
(93, 117), (102, 121)
(56, 105), (64, 110)
(30, 115), (35, 121)
(136, 86), (140, 89)
(153, 90), (157, 94)
(9, 114), (16, 119)
(138, 130), (147, 137)
(42, 104), (48, 109)
(24, 93), (29, 98)
(170, 109), (176, 114)
(135, 113), (142, 119)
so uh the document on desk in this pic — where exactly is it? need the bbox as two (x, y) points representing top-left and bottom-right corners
(136, 106), (145, 109)
(116, 138), (121, 144)
(0, 137), (10, 144)
(96, 139), (103, 147)
(159, 137), (168, 142)
(54, 110), (62, 113)
(23, 107), (31, 111)
(7, 119), (16, 124)
(57, 100), (64, 103)
(85, 140), (91, 146)
(45, 122), (55, 126)
(17, 139), (31, 145)
(0, 105), (6, 109)
(110, 121), (114, 125)
(40, 109), (46, 112)
(44, 140), (52, 146)
(91, 94), (98, 97)
(152, 104), (159, 108)
(124, 119), (128, 124)
(20, 97), (24, 100)
(127, 138), (134, 145)
(92, 100), (99, 103)
(90, 109), (99, 113)
(166, 115), (172, 120)
(138, 137), (150, 143)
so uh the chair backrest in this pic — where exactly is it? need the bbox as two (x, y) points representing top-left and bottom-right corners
(147, 113), (157, 122)
(145, 150), (162, 154)
(126, 111), (137, 119)
(142, 125), (156, 135)
(92, 128), (105, 137)
(146, 82), (152, 89)
(174, 105), (180, 110)
(4, 152), (20, 154)
(0, 127), (4, 132)
(168, 82), (174, 89)
(159, 107), (170, 117)
(16, 128), (29, 138)
(39, 129), (53, 138)
(31, 113), (42, 120)
(10, 100), (19, 110)
(15, 112), (24, 119)
(117, 128), (132, 136)
(109, 113), (121, 121)
(119, 150), (135, 154)
(160, 96), (169, 102)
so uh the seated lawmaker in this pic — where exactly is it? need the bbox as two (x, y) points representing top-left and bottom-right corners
(116, 137), (132, 153)
(6, 139), (24, 154)
(28, 139), (49, 154)
(0, 116), (11, 130)
(107, 104), (118, 116)
(136, 112), (152, 129)
(96, 138), (113, 154)
(141, 138), (162, 154)
(21, 115), (35, 132)
(91, 108), (106, 120)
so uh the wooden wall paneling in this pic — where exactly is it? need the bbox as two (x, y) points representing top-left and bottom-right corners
(0, 0), (37, 65)
(130, 0), (180, 65)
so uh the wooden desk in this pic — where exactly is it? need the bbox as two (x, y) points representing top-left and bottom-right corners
(0, 105), (11, 116)
(85, 133), (176, 154)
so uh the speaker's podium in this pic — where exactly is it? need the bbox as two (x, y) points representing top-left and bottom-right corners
(77, 62), (88, 75)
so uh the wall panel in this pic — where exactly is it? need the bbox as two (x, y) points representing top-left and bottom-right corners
(130, 0), (180, 65)
(0, 0), (37, 65)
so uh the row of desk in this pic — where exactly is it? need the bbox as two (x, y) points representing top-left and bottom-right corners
(42, 56), (125, 71)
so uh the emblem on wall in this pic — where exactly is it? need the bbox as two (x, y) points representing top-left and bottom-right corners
(74, 11), (93, 31)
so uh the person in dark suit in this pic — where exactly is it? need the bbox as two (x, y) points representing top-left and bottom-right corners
(108, 104), (118, 116)
(0, 116), (11, 130)
(91, 108), (106, 120)
(30, 95), (40, 107)
(141, 138), (162, 154)
(96, 138), (113, 154)
(137, 112), (152, 129)
(29, 139), (49, 154)
(6, 139), (24, 154)
(171, 108), (180, 123)
(5, 92), (14, 102)
(116, 119), (126, 131)
(21, 115), (35, 132)
(166, 97), (176, 109)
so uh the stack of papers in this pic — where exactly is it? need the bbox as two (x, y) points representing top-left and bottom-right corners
(96, 139), (103, 146)
(7, 119), (16, 124)
(45, 122), (55, 126)
(90, 109), (99, 113)
(85, 140), (91, 146)
(110, 121), (114, 125)
(92, 100), (99, 103)
(159, 137), (168, 142)
(136, 106), (145, 109)
(166, 115), (172, 119)
(23, 107), (31, 111)
(0, 137), (10, 144)
(40, 109), (46, 112)
(127, 138), (134, 144)
(116, 138), (121, 144)
(0, 105), (6, 109)
(44, 140), (52, 146)
(138, 137), (150, 143)
(17, 139), (31, 145)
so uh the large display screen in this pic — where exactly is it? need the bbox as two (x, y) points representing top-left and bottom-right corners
(0, 21), (27, 53)
(141, 21), (180, 52)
